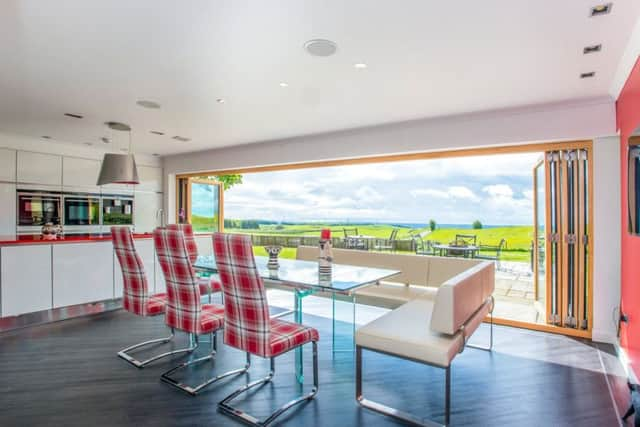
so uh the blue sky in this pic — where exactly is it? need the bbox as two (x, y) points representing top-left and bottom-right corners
(224, 152), (542, 225)
(191, 182), (219, 217)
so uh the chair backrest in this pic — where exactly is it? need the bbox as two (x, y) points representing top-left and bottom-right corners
(154, 228), (202, 333)
(111, 226), (151, 316)
(430, 261), (495, 335)
(213, 233), (271, 357)
(343, 227), (358, 237)
(389, 229), (399, 241)
(455, 234), (477, 246)
(497, 238), (506, 253)
(167, 223), (198, 263)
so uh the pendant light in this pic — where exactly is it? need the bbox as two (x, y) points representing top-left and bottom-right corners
(96, 121), (140, 185)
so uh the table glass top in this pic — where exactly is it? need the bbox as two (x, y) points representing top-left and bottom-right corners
(194, 255), (400, 293)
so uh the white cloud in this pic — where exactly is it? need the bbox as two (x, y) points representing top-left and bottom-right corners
(482, 184), (514, 198)
(411, 186), (480, 202)
(448, 186), (480, 201)
(410, 188), (450, 198)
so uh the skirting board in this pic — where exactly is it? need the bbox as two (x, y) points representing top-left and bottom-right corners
(0, 299), (123, 333)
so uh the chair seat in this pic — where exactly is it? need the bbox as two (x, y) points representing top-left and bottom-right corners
(145, 293), (167, 315)
(198, 277), (223, 295)
(269, 318), (319, 357)
(199, 304), (225, 334)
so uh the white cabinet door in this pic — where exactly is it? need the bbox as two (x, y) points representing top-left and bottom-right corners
(1, 245), (52, 317)
(134, 192), (162, 233)
(0, 183), (16, 235)
(17, 151), (62, 186)
(114, 238), (156, 298)
(62, 157), (101, 191)
(137, 166), (163, 192)
(195, 235), (213, 256)
(154, 250), (166, 294)
(0, 148), (16, 182)
(52, 242), (114, 308)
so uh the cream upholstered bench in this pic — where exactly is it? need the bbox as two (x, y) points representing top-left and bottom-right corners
(355, 261), (495, 427)
(296, 246), (481, 308)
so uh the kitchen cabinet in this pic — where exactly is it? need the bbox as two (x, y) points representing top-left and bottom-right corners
(0, 183), (16, 235)
(137, 166), (163, 192)
(134, 192), (162, 233)
(0, 148), (16, 182)
(114, 238), (156, 298)
(52, 242), (114, 308)
(17, 151), (62, 186)
(1, 245), (52, 317)
(62, 157), (101, 192)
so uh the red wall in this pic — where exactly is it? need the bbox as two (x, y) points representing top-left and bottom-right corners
(617, 57), (640, 375)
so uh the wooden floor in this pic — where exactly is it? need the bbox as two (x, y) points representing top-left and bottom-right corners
(0, 307), (629, 427)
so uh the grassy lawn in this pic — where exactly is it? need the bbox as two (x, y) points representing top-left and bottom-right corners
(241, 223), (533, 263)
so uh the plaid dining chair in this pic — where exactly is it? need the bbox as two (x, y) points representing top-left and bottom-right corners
(167, 224), (222, 303)
(213, 232), (319, 426)
(154, 228), (247, 395)
(112, 226), (193, 368)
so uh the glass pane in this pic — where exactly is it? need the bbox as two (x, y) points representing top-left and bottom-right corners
(190, 181), (220, 232)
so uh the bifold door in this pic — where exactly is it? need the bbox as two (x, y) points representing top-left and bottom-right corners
(544, 149), (590, 330)
(176, 177), (224, 232)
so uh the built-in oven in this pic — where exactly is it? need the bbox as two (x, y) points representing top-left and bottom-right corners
(17, 190), (63, 234)
(102, 195), (134, 226)
(63, 193), (101, 234)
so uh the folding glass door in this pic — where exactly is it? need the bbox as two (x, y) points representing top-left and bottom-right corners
(176, 177), (224, 232)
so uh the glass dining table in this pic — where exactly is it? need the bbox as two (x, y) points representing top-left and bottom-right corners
(194, 254), (400, 384)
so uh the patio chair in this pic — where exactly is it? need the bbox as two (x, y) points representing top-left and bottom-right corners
(476, 238), (507, 267)
(374, 229), (398, 252)
(344, 227), (366, 250)
(413, 235), (436, 255)
(455, 234), (477, 246)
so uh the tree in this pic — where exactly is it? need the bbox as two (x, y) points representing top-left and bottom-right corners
(204, 174), (243, 190)
(428, 219), (437, 231)
(472, 220), (483, 229)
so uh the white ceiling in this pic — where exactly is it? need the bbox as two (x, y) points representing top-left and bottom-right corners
(0, 0), (638, 156)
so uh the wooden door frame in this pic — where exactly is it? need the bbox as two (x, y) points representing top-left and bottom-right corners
(176, 176), (224, 232)
(176, 139), (594, 339)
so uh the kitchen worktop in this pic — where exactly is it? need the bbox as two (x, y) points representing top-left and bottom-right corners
(0, 232), (155, 246)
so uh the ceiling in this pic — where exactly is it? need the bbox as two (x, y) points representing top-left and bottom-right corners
(0, 0), (639, 156)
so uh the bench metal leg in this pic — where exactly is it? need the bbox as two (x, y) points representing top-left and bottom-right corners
(467, 297), (495, 352)
(219, 341), (319, 427)
(117, 327), (197, 368)
(161, 333), (250, 396)
(356, 345), (450, 427)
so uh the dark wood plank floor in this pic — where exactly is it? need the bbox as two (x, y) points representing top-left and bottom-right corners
(0, 308), (627, 427)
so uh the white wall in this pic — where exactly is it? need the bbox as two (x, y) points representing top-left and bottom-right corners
(592, 136), (622, 344)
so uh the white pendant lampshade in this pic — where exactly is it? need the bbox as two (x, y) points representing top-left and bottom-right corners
(96, 153), (139, 185)
(97, 121), (140, 186)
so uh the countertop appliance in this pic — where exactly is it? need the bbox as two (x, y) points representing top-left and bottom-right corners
(63, 193), (101, 234)
(17, 190), (62, 235)
(102, 194), (134, 226)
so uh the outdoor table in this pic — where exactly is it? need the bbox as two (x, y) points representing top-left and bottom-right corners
(432, 243), (480, 258)
(344, 234), (376, 250)
(194, 255), (400, 384)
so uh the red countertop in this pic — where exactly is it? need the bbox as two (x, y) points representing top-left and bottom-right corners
(0, 233), (155, 246)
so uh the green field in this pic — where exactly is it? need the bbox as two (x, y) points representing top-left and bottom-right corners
(222, 222), (533, 262)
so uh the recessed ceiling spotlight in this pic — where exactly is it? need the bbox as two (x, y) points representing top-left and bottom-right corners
(354, 63), (368, 69)
(105, 121), (131, 131)
(41, 135), (52, 139)
(279, 82), (289, 87)
(304, 39), (338, 57)
(152, 153), (160, 157)
(216, 98), (225, 104)
(64, 113), (84, 119)
(172, 136), (191, 142)
(583, 44), (602, 54)
(580, 71), (596, 79)
(136, 100), (161, 109)
(84, 142), (93, 146)
(590, 3), (612, 17)
(150, 130), (165, 135)
(101, 137), (111, 144)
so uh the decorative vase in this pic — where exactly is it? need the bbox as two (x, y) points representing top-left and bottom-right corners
(41, 222), (62, 240)
(264, 245), (282, 269)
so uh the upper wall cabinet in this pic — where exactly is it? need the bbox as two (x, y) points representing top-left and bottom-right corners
(62, 157), (101, 192)
(0, 148), (16, 182)
(137, 165), (163, 193)
(17, 151), (62, 186)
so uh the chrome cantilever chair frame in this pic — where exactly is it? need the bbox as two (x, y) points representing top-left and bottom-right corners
(117, 327), (197, 368)
(218, 340), (319, 427)
(160, 332), (250, 396)
(356, 297), (494, 427)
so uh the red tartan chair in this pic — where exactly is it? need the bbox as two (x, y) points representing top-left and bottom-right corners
(167, 224), (222, 302)
(213, 232), (319, 426)
(154, 228), (248, 395)
(112, 226), (194, 368)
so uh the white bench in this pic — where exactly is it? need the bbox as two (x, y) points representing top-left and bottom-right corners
(355, 261), (495, 427)
(296, 246), (483, 308)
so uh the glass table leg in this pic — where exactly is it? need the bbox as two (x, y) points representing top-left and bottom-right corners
(332, 292), (357, 355)
(294, 290), (304, 384)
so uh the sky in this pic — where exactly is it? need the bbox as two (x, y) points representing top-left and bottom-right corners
(222, 152), (543, 225)
(191, 182), (219, 217)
